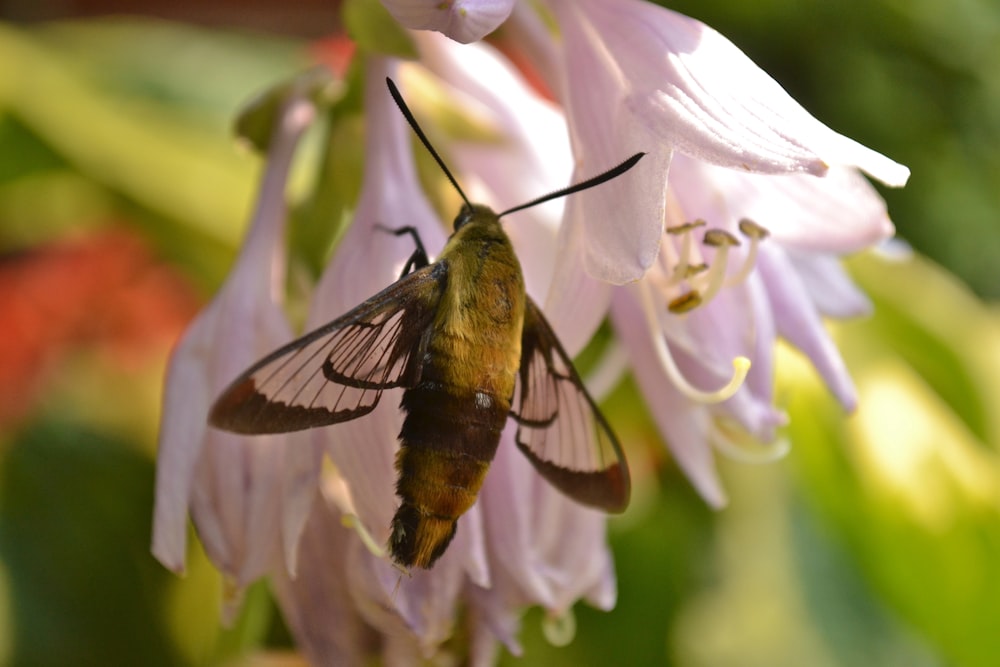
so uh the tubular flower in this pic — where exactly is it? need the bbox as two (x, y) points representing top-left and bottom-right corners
(155, 0), (911, 662)
(608, 155), (899, 505)
(151, 86), (316, 594)
(379, 0), (516, 44)
(268, 48), (615, 663)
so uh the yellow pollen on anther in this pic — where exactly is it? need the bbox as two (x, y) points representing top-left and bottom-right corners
(703, 229), (740, 247)
(666, 219), (707, 235)
(683, 263), (709, 278)
(669, 291), (703, 313)
(695, 236), (733, 305)
(666, 219), (707, 283)
(738, 218), (769, 240)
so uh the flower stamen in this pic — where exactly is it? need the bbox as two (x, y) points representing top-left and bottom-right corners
(696, 229), (740, 306)
(711, 417), (790, 463)
(341, 514), (387, 559)
(542, 608), (577, 647)
(666, 219), (706, 283)
(668, 290), (702, 313)
(725, 218), (770, 287)
(322, 468), (387, 559)
(638, 280), (751, 403)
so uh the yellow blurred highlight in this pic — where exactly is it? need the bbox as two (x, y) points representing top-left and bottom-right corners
(673, 461), (838, 667)
(851, 361), (1000, 530)
(542, 609), (577, 648)
(164, 534), (233, 667)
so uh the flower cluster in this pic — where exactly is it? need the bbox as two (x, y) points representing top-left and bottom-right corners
(153, 0), (908, 663)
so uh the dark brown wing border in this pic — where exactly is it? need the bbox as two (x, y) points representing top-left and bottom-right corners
(511, 299), (630, 512)
(209, 262), (447, 434)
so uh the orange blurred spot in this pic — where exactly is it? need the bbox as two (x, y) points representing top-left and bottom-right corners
(310, 35), (356, 79)
(492, 36), (556, 103)
(0, 228), (201, 428)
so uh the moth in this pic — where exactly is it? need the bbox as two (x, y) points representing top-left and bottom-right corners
(210, 78), (642, 569)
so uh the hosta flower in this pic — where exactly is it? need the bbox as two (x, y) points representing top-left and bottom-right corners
(607, 155), (900, 505)
(380, 0), (515, 44)
(154, 0), (910, 662)
(151, 84), (317, 594)
(269, 49), (613, 664)
(384, 0), (909, 505)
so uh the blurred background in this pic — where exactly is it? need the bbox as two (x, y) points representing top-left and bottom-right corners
(1, 1), (998, 665)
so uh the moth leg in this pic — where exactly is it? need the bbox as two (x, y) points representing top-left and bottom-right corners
(376, 225), (430, 278)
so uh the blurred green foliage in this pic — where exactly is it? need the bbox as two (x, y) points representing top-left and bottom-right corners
(1, 5), (999, 667)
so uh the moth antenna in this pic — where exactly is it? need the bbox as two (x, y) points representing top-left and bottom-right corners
(499, 152), (646, 218)
(385, 77), (472, 207)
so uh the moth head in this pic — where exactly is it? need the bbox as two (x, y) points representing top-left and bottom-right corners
(453, 203), (498, 231)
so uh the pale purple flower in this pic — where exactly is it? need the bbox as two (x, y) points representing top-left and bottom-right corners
(269, 49), (614, 663)
(380, 0), (515, 44)
(607, 155), (899, 505)
(151, 83), (317, 596)
(382, 0), (909, 504)
(155, 0), (911, 661)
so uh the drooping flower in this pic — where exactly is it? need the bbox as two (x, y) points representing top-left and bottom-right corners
(154, 0), (911, 662)
(151, 81), (318, 595)
(269, 46), (616, 663)
(380, 0), (516, 44)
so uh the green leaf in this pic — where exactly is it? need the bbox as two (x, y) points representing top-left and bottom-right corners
(786, 253), (1000, 667)
(0, 423), (183, 667)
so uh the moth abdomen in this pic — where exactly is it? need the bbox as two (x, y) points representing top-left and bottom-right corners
(390, 382), (508, 568)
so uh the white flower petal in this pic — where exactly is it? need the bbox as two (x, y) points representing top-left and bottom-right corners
(669, 155), (896, 253)
(757, 243), (859, 410)
(555, 0), (909, 185)
(554, 2), (671, 284)
(345, 539), (468, 657)
(151, 323), (215, 573)
(467, 583), (524, 657)
(611, 292), (727, 506)
(280, 435), (325, 576)
(479, 425), (616, 611)
(271, 493), (368, 667)
(152, 91), (312, 579)
(381, 0), (515, 43)
(743, 272), (779, 417)
(658, 278), (786, 444)
(543, 214), (613, 355)
(786, 249), (873, 318)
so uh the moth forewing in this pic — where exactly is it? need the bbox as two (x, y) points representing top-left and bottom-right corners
(207, 77), (641, 569)
(209, 263), (446, 434)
